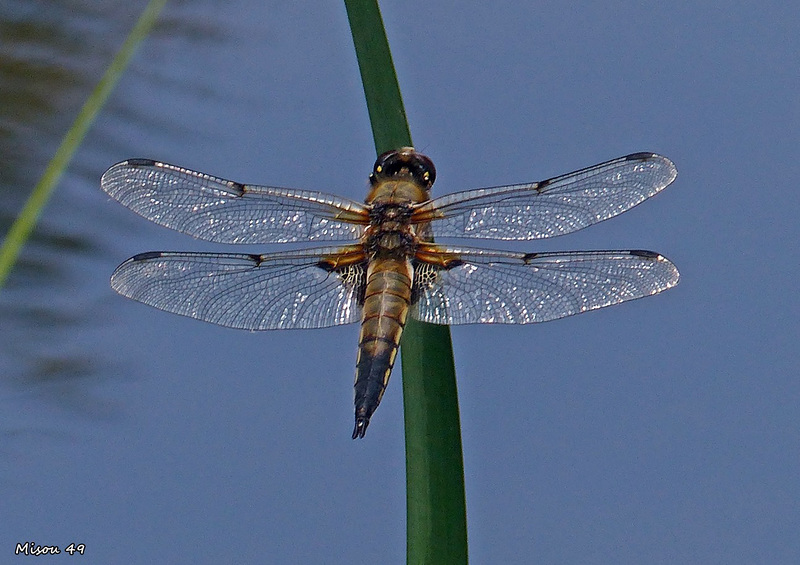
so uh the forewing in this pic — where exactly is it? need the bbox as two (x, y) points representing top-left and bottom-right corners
(110, 246), (366, 330)
(412, 246), (679, 325)
(101, 159), (369, 243)
(415, 153), (676, 240)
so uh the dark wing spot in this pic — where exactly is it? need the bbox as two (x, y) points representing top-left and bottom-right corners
(521, 252), (540, 263)
(125, 158), (157, 167)
(316, 259), (337, 272)
(629, 250), (661, 259)
(131, 251), (165, 261)
(624, 152), (656, 162)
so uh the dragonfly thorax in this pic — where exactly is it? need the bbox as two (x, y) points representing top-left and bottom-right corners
(363, 224), (416, 258)
(368, 201), (413, 223)
(364, 201), (419, 256)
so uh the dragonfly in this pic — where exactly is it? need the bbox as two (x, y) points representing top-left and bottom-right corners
(102, 148), (679, 438)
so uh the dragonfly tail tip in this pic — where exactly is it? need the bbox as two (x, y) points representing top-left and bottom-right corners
(352, 416), (370, 439)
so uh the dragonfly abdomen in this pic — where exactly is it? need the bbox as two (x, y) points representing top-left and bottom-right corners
(352, 258), (413, 439)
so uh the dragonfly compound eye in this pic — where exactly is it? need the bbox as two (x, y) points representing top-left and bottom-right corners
(413, 153), (436, 188)
(371, 148), (436, 188)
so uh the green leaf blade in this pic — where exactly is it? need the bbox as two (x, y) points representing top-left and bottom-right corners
(0, 0), (167, 289)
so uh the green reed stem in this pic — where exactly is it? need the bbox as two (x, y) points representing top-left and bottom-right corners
(344, 1), (468, 563)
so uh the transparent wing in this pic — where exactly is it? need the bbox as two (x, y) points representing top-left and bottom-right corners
(110, 246), (366, 330)
(412, 246), (679, 325)
(101, 159), (370, 243)
(414, 153), (676, 240)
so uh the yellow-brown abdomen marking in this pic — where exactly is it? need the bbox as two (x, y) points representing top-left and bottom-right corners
(352, 257), (413, 438)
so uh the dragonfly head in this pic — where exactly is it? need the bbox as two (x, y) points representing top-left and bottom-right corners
(370, 147), (436, 190)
